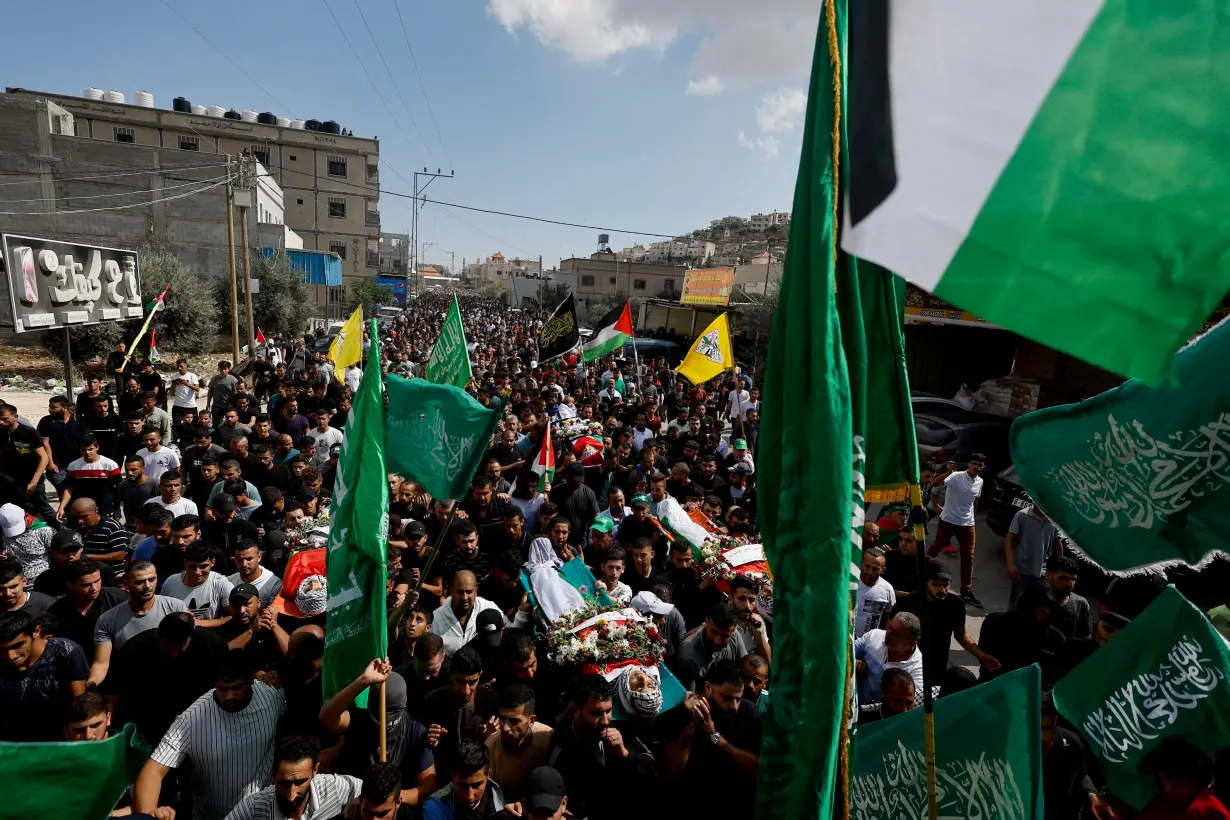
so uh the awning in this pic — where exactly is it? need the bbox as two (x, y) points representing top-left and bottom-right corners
(261, 248), (343, 287)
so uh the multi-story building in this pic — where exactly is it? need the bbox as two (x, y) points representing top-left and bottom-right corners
(1, 86), (382, 314)
(556, 251), (686, 314)
(749, 211), (791, 231)
(464, 251), (542, 285)
(378, 232), (410, 277)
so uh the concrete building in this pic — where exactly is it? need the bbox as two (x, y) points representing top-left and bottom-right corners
(378, 232), (410, 277)
(464, 251), (542, 285)
(557, 251), (686, 313)
(2, 86), (382, 310)
(749, 211), (791, 231)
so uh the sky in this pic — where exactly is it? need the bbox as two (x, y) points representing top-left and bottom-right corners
(4, 0), (819, 270)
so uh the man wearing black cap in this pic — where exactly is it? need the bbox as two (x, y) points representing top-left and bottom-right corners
(461, 608), (506, 676)
(892, 558), (1000, 693)
(202, 493), (259, 556)
(548, 462), (600, 547)
(507, 766), (571, 819)
(35, 529), (118, 596)
(715, 462), (757, 519)
(319, 658), (439, 810)
(212, 583), (288, 670)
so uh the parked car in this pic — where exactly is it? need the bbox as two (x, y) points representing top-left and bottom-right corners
(913, 405), (1012, 474)
(621, 338), (685, 367)
(985, 464), (1031, 537)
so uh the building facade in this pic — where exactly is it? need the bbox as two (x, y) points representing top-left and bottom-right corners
(749, 211), (791, 230)
(464, 252), (542, 285)
(378, 232), (410, 277)
(2, 86), (382, 312)
(557, 252), (686, 312)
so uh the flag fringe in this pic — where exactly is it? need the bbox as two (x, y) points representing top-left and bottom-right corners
(864, 483), (909, 503)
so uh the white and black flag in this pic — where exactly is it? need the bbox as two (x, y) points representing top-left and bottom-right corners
(537, 294), (580, 363)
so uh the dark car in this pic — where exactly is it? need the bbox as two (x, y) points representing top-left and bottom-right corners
(985, 464), (1031, 537)
(914, 408), (1011, 476)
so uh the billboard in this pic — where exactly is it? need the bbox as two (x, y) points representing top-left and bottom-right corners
(1, 235), (143, 333)
(681, 266), (736, 306)
(376, 276), (408, 306)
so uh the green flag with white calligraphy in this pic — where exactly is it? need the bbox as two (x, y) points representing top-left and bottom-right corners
(1053, 586), (1230, 810)
(851, 665), (1043, 820)
(425, 293), (472, 389)
(384, 375), (502, 500)
(1011, 318), (1230, 571)
(323, 320), (388, 704)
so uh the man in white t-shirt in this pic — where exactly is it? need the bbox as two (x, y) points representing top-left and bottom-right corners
(854, 612), (924, 705)
(169, 359), (201, 424)
(136, 430), (180, 483)
(160, 543), (234, 627)
(144, 471), (199, 518)
(854, 547), (895, 638)
(302, 410), (344, 468)
(726, 383), (751, 422)
(926, 452), (987, 607)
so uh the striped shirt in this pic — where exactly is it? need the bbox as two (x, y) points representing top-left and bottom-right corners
(223, 774), (362, 820)
(65, 455), (121, 512)
(78, 516), (132, 564)
(151, 681), (286, 820)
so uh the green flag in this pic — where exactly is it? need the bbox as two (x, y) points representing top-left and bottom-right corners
(851, 666), (1044, 820)
(755, 1), (855, 816)
(384, 375), (502, 500)
(0, 724), (148, 819)
(1053, 586), (1230, 810)
(323, 320), (388, 704)
(425, 294), (472, 389)
(1011, 319), (1230, 572)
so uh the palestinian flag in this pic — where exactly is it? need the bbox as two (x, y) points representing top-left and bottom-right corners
(582, 301), (633, 362)
(147, 328), (161, 363)
(532, 416), (555, 492)
(842, 0), (1230, 384)
(256, 328), (267, 345)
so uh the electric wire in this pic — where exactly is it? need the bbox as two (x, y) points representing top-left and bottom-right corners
(0, 178), (228, 215)
(391, 0), (452, 167)
(0, 173), (230, 203)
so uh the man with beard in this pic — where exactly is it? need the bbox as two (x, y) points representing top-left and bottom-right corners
(224, 734), (363, 820)
(548, 463), (600, 546)
(89, 560), (187, 686)
(669, 602), (748, 691)
(419, 647), (499, 784)
(482, 509), (532, 563)
(134, 649), (286, 819)
(486, 683), (554, 802)
(422, 738), (507, 819)
(691, 453), (725, 495)
(431, 571), (506, 657)
(47, 558), (126, 662)
(318, 658), (438, 810)
(728, 575), (771, 662)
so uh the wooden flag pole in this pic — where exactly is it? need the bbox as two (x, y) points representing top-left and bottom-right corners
(379, 679), (387, 763)
(909, 482), (940, 820)
(387, 504), (459, 629)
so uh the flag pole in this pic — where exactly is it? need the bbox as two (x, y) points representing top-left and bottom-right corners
(909, 482), (940, 820)
(379, 680), (387, 762)
(387, 504), (459, 629)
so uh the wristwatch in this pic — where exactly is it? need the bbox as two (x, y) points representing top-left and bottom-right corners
(708, 731), (723, 746)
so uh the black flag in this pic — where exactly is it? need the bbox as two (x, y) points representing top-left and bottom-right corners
(537, 294), (580, 363)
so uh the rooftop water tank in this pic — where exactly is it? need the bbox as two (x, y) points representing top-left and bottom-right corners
(304, 119), (322, 131)
(83, 87), (104, 101)
(290, 119), (305, 130)
(172, 96), (192, 113)
(223, 109), (242, 120)
(206, 105), (225, 118)
(256, 112), (277, 125)
(322, 120), (342, 135)
(275, 116), (291, 128)
(103, 90), (125, 104)
(133, 90), (154, 108)
(241, 109), (258, 123)
(190, 104), (206, 115)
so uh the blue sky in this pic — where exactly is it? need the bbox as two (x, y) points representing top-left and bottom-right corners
(4, 0), (819, 268)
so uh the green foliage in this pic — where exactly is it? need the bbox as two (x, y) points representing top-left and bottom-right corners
(534, 281), (572, 310)
(477, 281), (507, 299)
(346, 277), (394, 315)
(251, 250), (313, 337)
(55, 244), (219, 363)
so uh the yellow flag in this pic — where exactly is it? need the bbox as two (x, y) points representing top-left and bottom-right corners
(676, 312), (734, 385)
(328, 305), (364, 381)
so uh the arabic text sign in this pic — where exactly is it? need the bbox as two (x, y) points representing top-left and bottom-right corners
(1, 235), (143, 332)
(681, 267), (735, 306)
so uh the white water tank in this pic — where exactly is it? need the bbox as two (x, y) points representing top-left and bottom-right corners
(276, 116), (291, 128)
(290, 119), (305, 130)
(83, 87), (104, 101)
(206, 105), (225, 118)
(133, 90), (154, 108)
(191, 104), (206, 115)
(103, 90), (125, 103)
(241, 109), (258, 123)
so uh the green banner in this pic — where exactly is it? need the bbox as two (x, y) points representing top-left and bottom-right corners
(1053, 586), (1230, 810)
(425, 293), (472, 389)
(1012, 319), (1230, 571)
(0, 723), (148, 819)
(323, 320), (389, 704)
(385, 375), (502, 501)
(852, 666), (1043, 820)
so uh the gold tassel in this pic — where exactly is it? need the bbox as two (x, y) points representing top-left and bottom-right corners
(827, 0), (842, 271)
(864, 484), (910, 504)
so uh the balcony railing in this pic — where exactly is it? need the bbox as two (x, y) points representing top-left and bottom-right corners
(366, 250), (380, 268)
(365, 210), (380, 227)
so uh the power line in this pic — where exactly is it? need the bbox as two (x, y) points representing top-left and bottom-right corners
(0, 163), (227, 186)
(391, 0), (452, 167)
(351, 0), (436, 165)
(436, 205), (541, 259)
(0, 173), (230, 203)
(383, 191), (677, 238)
(0, 178), (227, 215)
(156, 0), (299, 119)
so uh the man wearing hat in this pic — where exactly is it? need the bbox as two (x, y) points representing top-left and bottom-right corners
(720, 437), (755, 478)
(891, 558), (1000, 694)
(631, 590), (686, 659)
(506, 767), (571, 819)
(35, 528), (118, 597)
(0, 502), (51, 584)
(715, 462), (757, 519)
(214, 583), (288, 667)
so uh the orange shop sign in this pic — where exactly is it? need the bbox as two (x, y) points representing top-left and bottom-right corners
(681, 267), (735, 306)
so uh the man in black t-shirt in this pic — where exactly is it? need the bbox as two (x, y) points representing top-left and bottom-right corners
(37, 396), (86, 498)
(0, 404), (51, 522)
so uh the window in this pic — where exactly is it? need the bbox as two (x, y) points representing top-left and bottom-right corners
(633, 279), (647, 290)
(296, 198), (304, 205)
(328, 196), (346, 219)
(329, 242), (347, 260)
(327, 155), (347, 178)
(327, 286), (346, 305)
(289, 154), (297, 161)
(250, 146), (270, 166)
(609, 277), (617, 285)
(664, 278), (676, 292)
(113, 127), (135, 144)
(179, 136), (199, 151)
(581, 275), (596, 286)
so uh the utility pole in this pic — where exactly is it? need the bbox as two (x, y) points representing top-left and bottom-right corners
(449, 250), (455, 278)
(236, 155), (258, 360)
(411, 168), (454, 297)
(225, 154), (240, 361)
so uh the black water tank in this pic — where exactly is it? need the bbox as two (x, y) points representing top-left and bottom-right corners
(172, 96), (192, 113)
(305, 119), (322, 131)
(257, 112), (277, 125)
(223, 109), (242, 120)
(322, 120), (342, 135)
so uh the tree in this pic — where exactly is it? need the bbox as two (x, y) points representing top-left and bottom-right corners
(534, 281), (572, 310)
(56, 244), (219, 363)
(250, 250), (313, 337)
(477, 281), (507, 300)
(345, 277), (394, 315)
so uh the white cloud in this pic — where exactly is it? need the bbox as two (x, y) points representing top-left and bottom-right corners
(487, 0), (820, 90)
(756, 87), (807, 133)
(686, 76), (725, 96)
(737, 130), (780, 159)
